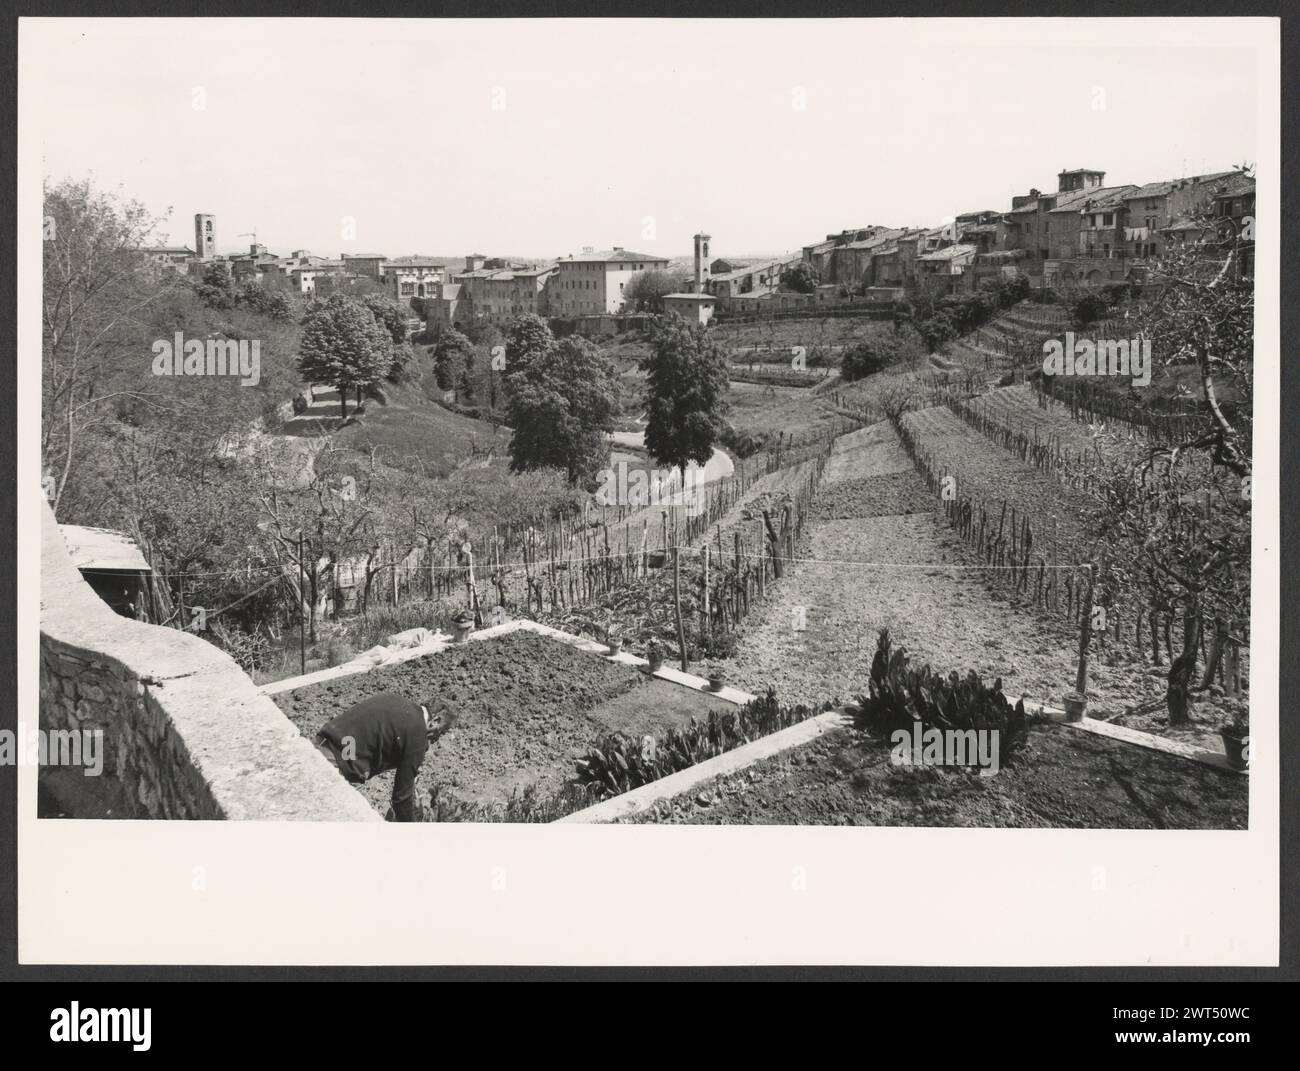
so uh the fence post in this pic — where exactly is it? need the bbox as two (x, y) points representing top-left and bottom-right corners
(702, 545), (711, 635)
(673, 545), (688, 672)
(1075, 563), (1096, 697)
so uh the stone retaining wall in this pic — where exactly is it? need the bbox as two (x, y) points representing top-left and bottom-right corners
(38, 501), (380, 821)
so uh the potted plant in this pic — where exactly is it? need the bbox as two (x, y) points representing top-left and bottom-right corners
(707, 665), (726, 692)
(645, 639), (664, 673)
(1220, 708), (1249, 771)
(606, 625), (624, 655)
(1062, 691), (1087, 722)
(451, 610), (474, 644)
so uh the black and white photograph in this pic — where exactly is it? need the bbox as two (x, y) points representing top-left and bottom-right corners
(14, 13), (1282, 970)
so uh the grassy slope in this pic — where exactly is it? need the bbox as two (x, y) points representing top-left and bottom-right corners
(333, 378), (511, 477)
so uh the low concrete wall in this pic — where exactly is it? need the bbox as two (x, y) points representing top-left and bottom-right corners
(38, 501), (380, 821)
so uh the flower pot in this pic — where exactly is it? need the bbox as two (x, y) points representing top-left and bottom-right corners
(1220, 730), (1249, 771)
(1062, 694), (1087, 722)
(646, 656), (663, 673)
(607, 638), (623, 655)
(451, 617), (474, 644)
(708, 674), (725, 693)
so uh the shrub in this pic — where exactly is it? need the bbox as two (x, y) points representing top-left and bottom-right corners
(916, 312), (957, 352)
(1071, 291), (1111, 327)
(348, 597), (461, 650)
(208, 622), (274, 674)
(718, 423), (772, 459)
(841, 341), (885, 382)
(691, 627), (738, 660)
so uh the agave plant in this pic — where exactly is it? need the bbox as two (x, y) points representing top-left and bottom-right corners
(857, 629), (1035, 765)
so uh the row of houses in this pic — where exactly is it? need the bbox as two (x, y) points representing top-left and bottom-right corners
(139, 165), (1256, 333)
(801, 166), (1256, 298)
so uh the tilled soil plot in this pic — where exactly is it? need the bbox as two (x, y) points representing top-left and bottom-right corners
(810, 472), (933, 520)
(623, 724), (1247, 829)
(900, 406), (1099, 549)
(593, 679), (738, 736)
(273, 631), (656, 811)
(821, 422), (912, 484)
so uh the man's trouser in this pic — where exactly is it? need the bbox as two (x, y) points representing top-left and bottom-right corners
(314, 735), (419, 821)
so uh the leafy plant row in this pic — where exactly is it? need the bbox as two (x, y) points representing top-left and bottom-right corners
(574, 688), (830, 797)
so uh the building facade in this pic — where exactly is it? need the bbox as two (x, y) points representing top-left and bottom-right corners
(383, 257), (447, 303)
(549, 247), (670, 317)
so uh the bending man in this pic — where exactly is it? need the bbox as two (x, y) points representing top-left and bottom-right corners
(314, 693), (456, 821)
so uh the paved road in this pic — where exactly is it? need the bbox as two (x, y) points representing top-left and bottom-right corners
(609, 428), (735, 486)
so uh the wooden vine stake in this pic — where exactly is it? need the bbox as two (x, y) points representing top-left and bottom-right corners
(672, 545), (688, 672)
(1075, 562), (1097, 696)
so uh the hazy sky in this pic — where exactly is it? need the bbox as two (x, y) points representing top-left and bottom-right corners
(23, 18), (1265, 260)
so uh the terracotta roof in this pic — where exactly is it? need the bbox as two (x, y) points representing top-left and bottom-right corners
(562, 249), (669, 264)
(1121, 172), (1238, 200)
(917, 244), (976, 262)
(1211, 172), (1256, 198)
(1048, 185), (1137, 213)
(384, 256), (447, 268)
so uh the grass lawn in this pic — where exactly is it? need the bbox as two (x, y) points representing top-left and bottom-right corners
(334, 381), (511, 476)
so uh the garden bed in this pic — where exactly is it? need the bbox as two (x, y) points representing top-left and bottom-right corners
(622, 723), (1248, 829)
(270, 629), (736, 815)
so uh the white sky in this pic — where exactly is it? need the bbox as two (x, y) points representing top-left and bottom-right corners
(22, 17), (1264, 260)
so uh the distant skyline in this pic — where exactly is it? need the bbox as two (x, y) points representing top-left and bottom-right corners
(23, 18), (1264, 260)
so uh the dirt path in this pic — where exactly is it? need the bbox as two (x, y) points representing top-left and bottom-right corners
(727, 420), (1159, 719)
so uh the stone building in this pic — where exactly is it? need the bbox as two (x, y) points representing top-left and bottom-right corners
(549, 247), (669, 317)
(193, 213), (216, 260)
(382, 256), (447, 302)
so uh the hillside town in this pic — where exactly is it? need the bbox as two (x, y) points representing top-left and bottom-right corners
(139, 163), (1256, 334)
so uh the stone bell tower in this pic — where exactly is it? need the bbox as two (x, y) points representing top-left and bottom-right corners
(693, 232), (711, 293)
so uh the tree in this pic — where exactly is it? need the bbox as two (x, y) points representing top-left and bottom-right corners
(457, 345), (478, 404)
(1093, 202), (1254, 724)
(841, 340), (885, 382)
(916, 311), (956, 353)
(781, 262), (820, 294)
(640, 314), (729, 483)
(358, 294), (417, 383)
(235, 281), (295, 321)
(506, 334), (617, 485)
(504, 314), (553, 378)
(386, 339), (418, 384)
(623, 269), (692, 313)
(361, 293), (408, 344)
(297, 294), (393, 419)
(41, 178), (186, 515)
(432, 328), (473, 391)
(195, 261), (236, 310)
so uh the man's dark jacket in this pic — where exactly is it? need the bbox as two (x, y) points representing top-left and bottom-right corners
(317, 693), (428, 821)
